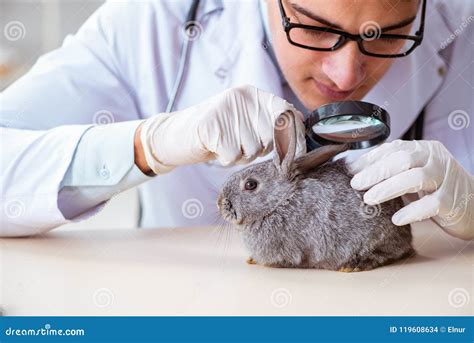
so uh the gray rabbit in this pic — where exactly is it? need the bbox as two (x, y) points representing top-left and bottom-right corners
(217, 111), (415, 272)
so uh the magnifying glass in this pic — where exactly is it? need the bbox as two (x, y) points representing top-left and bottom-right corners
(305, 100), (390, 151)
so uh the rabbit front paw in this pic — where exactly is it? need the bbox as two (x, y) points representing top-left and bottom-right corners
(246, 257), (257, 265)
(338, 266), (362, 273)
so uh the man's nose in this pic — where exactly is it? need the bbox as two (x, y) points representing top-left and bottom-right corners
(321, 42), (365, 92)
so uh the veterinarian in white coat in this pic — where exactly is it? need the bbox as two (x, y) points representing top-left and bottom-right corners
(1, 0), (472, 239)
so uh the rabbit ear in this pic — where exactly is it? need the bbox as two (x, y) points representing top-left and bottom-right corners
(273, 111), (298, 176)
(293, 144), (349, 174)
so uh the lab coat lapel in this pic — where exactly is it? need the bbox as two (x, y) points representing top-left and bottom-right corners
(363, 5), (451, 140)
(206, 1), (284, 97)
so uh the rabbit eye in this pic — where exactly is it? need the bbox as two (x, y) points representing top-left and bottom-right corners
(244, 179), (258, 191)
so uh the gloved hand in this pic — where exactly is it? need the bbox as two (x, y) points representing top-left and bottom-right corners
(348, 140), (474, 240)
(139, 85), (306, 174)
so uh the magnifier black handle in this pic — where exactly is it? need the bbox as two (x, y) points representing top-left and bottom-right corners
(305, 133), (322, 152)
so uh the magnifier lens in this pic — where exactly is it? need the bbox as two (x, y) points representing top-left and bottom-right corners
(311, 114), (386, 143)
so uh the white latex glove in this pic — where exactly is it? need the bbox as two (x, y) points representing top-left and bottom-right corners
(140, 85), (306, 173)
(348, 140), (474, 240)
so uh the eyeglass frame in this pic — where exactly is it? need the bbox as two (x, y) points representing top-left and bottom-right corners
(278, 0), (427, 58)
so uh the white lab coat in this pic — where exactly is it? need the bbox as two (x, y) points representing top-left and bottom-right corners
(0, 0), (472, 236)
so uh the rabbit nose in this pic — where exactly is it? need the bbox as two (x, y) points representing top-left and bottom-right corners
(219, 198), (233, 212)
(217, 196), (232, 210)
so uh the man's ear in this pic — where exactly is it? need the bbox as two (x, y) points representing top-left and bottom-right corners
(273, 111), (297, 176)
(293, 144), (349, 175)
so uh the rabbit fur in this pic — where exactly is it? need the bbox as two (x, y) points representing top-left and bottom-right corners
(217, 111), (415, 272)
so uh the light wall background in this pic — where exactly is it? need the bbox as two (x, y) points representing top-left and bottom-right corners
(1, 0), (139, 230)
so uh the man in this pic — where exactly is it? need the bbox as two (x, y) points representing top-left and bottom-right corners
(1, 0), (472, 238)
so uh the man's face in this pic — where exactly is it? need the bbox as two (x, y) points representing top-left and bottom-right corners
(265, 0), (419, 111)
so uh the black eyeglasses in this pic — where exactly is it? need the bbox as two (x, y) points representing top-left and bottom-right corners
(278, 0), (426, 58)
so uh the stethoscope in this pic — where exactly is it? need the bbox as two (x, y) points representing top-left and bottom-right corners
(167, 0), (392, 151)
(166, 0), (201, 113)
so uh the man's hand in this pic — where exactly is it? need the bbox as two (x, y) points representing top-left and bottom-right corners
(136, 85), (306, 174)
(348, 140), (474, 240)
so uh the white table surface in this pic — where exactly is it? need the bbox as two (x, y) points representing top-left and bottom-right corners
(1, 220), (472, 316)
